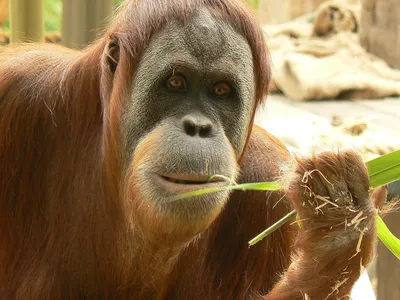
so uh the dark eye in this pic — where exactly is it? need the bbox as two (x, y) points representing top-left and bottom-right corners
(212, 82), (231, 97)
(167, 75), (186, 90)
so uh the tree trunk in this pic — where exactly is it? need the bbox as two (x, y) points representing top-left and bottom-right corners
(9, 0), (44, 43)
(62, 0), (114, 49)
(0, 0), (8, 26)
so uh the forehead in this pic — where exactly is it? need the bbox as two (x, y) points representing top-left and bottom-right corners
(139, 8), (253, 75)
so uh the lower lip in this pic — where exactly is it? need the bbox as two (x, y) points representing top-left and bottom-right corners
(152, 174), (227, 195)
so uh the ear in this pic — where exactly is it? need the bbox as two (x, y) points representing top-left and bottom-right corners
(100, 36), (121, 109)
(105, 36), (120, 74)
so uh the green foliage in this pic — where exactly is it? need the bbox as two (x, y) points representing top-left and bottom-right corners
(378, 215), (400, 260)
(2, 19), (8, 31)
(44, 0), (63, 32)
(366, 150), (400, 259)
(367, 150), (400, 188)
(247, 0), (259, 9)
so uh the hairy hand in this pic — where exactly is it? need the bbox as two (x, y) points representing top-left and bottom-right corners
(284, 149), (377, 255)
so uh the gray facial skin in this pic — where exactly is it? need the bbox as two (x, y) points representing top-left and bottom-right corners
(123, 8), (254, 156)
(121, 8), (255, 220)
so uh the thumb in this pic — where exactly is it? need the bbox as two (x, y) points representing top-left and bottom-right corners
(370, 185), (388, 210)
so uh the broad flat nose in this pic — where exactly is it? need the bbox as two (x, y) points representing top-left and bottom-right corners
(181, 114), (214, 138)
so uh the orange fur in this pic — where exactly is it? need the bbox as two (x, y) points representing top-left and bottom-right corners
(162, 126), (294, 299)
(0, 1), (377, 299)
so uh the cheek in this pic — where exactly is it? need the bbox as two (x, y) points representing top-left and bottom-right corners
(222, 92), (255, 157)
(122, 90), (181, 162)
(121, 97), (159, 164)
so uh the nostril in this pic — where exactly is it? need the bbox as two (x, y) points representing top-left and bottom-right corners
(183, 118), (197, 136)
(198, 123), (212, 138)
(181, 115), (214, 138)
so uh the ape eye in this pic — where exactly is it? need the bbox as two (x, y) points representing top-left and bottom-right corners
(212, 83), (231, 97)
(167, 75), (186, 91)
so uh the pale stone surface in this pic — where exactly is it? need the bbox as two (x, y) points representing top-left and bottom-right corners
(255, 94), (400, 193)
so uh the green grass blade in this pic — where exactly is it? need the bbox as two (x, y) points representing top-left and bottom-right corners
(366, 150), (400, 188)
(248, 151), (400, 254)
(377, 215), (400, 260)
(248, 210), (297, 246)
(170, 151), (400, 260)
(168, 181), (283, 202)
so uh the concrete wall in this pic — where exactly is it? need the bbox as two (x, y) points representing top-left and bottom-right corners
(360, 0), (400, 70)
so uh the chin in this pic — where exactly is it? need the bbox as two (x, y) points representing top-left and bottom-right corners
(146, 171), (233, 218)
(124, 167), (236, 244)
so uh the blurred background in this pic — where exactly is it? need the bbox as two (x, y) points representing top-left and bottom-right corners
(1, 0), (399, 299)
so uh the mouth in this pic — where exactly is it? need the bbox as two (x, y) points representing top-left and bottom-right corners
(161, 174), (214, 185)
(152, 173), (229, 195)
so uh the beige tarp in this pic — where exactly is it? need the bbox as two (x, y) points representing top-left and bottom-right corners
(265, 1), (400, 101)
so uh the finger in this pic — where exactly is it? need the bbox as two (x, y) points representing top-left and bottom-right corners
(294, 156), (330, 215)
(313, 151), (351, 208)
(338, 150), (370, 208)
(370, 185), (387, 210)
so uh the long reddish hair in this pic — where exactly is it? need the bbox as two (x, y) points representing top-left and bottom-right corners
(0, 0), (271, 297)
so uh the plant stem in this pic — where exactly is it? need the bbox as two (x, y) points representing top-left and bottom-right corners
(248, 209), (297, 246)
